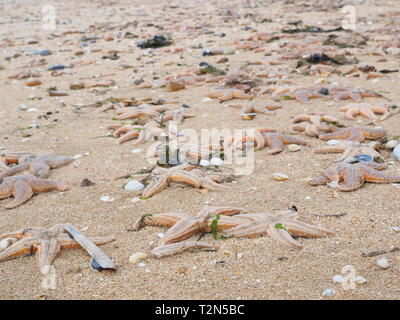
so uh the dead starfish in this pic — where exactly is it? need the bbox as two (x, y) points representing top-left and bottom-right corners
(223, 209), (334, 249)
(333, 88), (382, 103)
(261, 132), (307, 154)
(108, 121), (166, 145)
(313, 141), (383, 162)
(308, 162), (400, 191)
(0, 153), (73, 179)
(142, 165), (226, 198)
(159, 107), (195, 124)
(291, 114), (339, 137)
(0, 175), (68, 209)
(339, 103), (389, 120)
(0, 224), (115, 274)
(228, 103), (276, 117)
(205, 88), (253, 102)
(115, 104), (170, 120)
(151, 241), (219, 258)
(319, 126), (385, 142)
(166, 74), (206, 86)
(0, 151), (34, 171)
(262, 86), (325, 103)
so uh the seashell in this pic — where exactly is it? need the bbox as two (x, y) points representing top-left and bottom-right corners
(377, 257), (390, 269)
(355, 276), (368, 284)
(210, 157), (224, 166)
(287, 144), (301, 152)
(354, 154), (373, 163)
(129, 252), (148, 264)
(272, 173), (289, 181)
(322, 288), (336, 297)
(332, 274), (344, 283)
(240, 113), (256, 120)
(386, 140), (398, 149)
(199, 159), (210, 167)
(124, 180), (144, 191)
(392, 144), (400, 160)
(0, 238), (17, 251)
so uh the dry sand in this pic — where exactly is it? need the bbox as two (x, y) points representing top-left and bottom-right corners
(0, 0), (400, 300)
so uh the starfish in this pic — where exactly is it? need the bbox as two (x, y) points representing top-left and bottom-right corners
(142, 165), (227, 198)
(115, 104), (170, 121)
(0, 153), (73, 179)
(0, 151), (34, 171)
(132, 206), (247, 257)
(0, 224), (115, 274)
(291, 113), (339, 137)
(308, 162), (400, 191)
(222, 209), (334, 249)
(108, 121), (166, 145)
(205, 88), (253, 102)
(333, 88), (381, 103)
(313, 141), (383, 162)
(318, 126), (385, 142)
(223, 128), (277, 152)
(261, 132), (308, 154)
(0, 175), (68, 209)
(262, 86), (325, 103)
(339, 103), (389, 120)
(159, 107), (195, 124)
(228, 103), (276, 117)
(166, 74), (206, 86)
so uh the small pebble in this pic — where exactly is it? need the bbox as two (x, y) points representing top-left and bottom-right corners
(355, 276), (368, 284)
(272, 173), (289, 181)
(322, 289), (336, 297)
(131, 197), (141, 203)
(386, 140), (398, 149)
(210, 157), (224, 166)
(287, 144), (301, 152)
(376, 257), (390, 269)
(199, 159), (210, 167)
(124, 179), (145, 191)
(100, 196), (115, 202)
(129, 252), (148, 264)
(332, 274), (344, 283)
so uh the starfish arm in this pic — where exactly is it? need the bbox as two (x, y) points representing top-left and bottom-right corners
(168, 171), (201, 188)
(0, 238), (37, 261)
(0, 179), (14, 199)
(319, 129), (348, 141)
(267, 224), (303, 249)
(346, 107), (359, 119)
(292, 115), (311, 124)
(305, 124), (320, 137)
(308, 175), (330, 186)
(360, 107), (378, 120)
(132, 212), (188, 230)
(0, 163), (30, 178)
(199, 176), (226, 191)
(151, 241), (219, 258)
(37, 239), (61, 273)
(350, 92), (362, 103)
(232, 90), (252, 100)
(363, 162), (388, 170)
(142, 175), (169, 198)
(223, 221), (268, 238)
(282, 220), (334, 238)
(337, 167), (363, 191)
(292, 90), (309, 103)
(28, 161), (51, 178)
(313, 146), (345, 154)
(161, 218), (205, 244)
(5, 179), (33, 209)
(204, 206), (246, 217)
(290, 124), (305, 133)
(219, 90), (234, 102)
(118, 130), (140, 144)
(29, 178), (68, 193)
(46, 156), (74, 169)
(362, 167), (400, 183)
(363, 127), (385, 139)
(279, 134), (307, 146)
(265, 135), (285, 154)
(346, 129), (366, 142)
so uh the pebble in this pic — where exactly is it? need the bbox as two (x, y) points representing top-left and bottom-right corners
(287, 144), (301, 152)
(391, 226), (400, 232)
(332, 274), (344, 283)
(199, 159), (210, 167)
(129, 252), (148, 264)
(210, 157), (224, 166)
(131, 197), (141, 203)
(322, 288), (336, 297)
(376, 257), (390, 269)
(19, 104), (28, 110)
(133, 77), (144, 85)
(166, 80), (185, 91)
(202, 97), (213, 103)
(100, 196), (115, 202)
(132, 148), (143, 154)
(272, 173), (289, 181)
(326, 139), (341, 146)
(0, 238), (17, 251)
(355, 276), (368, 284)
(392, 144), (400, 160)
(124, 179), (145, 191)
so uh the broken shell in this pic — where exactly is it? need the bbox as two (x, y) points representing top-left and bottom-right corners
(272, 173), (289, 181)
(124, 179), (145, 191)
(355, 276), (368, 284)
(0, 237), (17, 251)
(25, 79), (42, 87)
(386, 140), (398, 149)
(287, 144), (301, 152)
(377, 257), (390, 269)
(240, 113), (256, 120)
(129, 252), (148, 264)
(332, 274), (344, 283)
(322, 288), (336, 297)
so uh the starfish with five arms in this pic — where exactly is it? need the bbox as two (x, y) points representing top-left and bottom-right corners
(339, 103), (389, 120)
(142, 165), (227, 198)
(308, 162), (400, 191)
(205, 88), (253, 102)
(318, 126), (385, 142)
(0, 153), (73, 179)
(0, 175), (68, 209)
(159, 107), (195, 124)
(115, 104), (171, 121)
(107, 121), (166, 145)
(0, 224), (115, 274)
(291, 113), (339, 137)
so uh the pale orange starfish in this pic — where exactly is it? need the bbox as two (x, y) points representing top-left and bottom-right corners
(0, 175), (68, 209)
(339, 103), (389, 120)
(115, 104), (170, 120)
(318, 126), (385, 142)
(313, 141), (383, 162)
(0, 224), (115, 274)
(261, 132), (308, 154)
(205, 88), (253, 102)
(291, 113), (339, 137)
(159, 107), (195, 124)
(308, 162), (400, 191)
(333, 88), (381, 103)
(108, 121), (166, 145)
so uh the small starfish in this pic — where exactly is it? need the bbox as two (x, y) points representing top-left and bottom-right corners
(318, 126), (385, 142)
(291, 113), (339, 137)
(222, 209), (334, 249)
(142, 165), (226, 198)
(205, 88), (253, 102)
(0, 153), (73, 179)
(339, 103), (389, 120)
(166, 74), (206, 86)
(333, 88), (381, 103)
(159, 107), (195, 124)
(0, 175), (68, 209)
(108, 121), (166, 145)
(228, 103), (276, 117)
(313, 141), (383, 162)
(0, 224), (115, 274)
(308, 162), (400, 191)
(261, 132), (307, 154)
(115, 104), (170, 120)
(223, 128), (276, 152)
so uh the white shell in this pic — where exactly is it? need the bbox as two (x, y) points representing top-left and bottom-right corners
(377, 258), (390, 269)
(0, 238), (17, 251)
(129, 252), (148, 264)
(124, 180), (145, 191)
(332, 274), (344, 283)
(392, 144), (400, 160)
(355, 276), (368, 284)
(287, 144), (301, 152)
(322, 289), (336, 297)
(272, 173), (289, 181)
(210, 157), (224, 166)
(199, 159), (210, 167)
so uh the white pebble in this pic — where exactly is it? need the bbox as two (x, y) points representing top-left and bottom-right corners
(100, 196), (115, 202)
(332, 274), (344, 283)
(124, 180), (145, 191)
(355, 276), (368, 284)
(129, 252), (148, 264)
(131, 197), (141, 203)
(326, 140), (341, 146)
(202, 97), (213, 103)
(210, 157), (224, 166)
(199, 159), (210, 167)
(0, 238), (17, 251)
(287, 144), (301, 152)
(132, 148), (143, 154)
(322, 289), (336, 297)
(377, 258), (390, 269)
